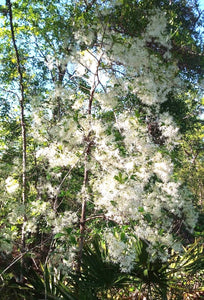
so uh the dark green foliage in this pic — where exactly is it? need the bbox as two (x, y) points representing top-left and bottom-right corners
(80, 237), (127, 290)
(130, 239), (169, 299)
(0, 237), (203, 299)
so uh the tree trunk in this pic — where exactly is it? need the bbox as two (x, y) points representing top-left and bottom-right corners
(8, 0), (27, 282)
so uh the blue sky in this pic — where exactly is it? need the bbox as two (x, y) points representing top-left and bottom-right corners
(199, 0), (204, 10)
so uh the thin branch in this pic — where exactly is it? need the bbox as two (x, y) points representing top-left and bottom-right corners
(86, 214), (118, 223)
(0, 88), (20, 99)
(0, 236), (53, 277)
(34, 38), (56, 83)
(76, 49), (103, 274)
(53, 158), (82, 211)
(0, 253), (26, 277)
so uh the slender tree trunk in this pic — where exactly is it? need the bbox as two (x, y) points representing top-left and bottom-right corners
(8, 0), (27, 282)
(76, 155), (89, 273)
(76, 112), (92, 274)
(76, 55), (102, 274)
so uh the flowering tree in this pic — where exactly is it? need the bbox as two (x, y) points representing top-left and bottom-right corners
(0, 0), (203, 290)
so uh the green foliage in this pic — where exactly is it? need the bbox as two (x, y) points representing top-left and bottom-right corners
(0, 237), (203, 299)
(25, 264), (76, 300)
(80, 237), (127, 291)
(168, 239), (204, 298)
(130, 239), (169, 299)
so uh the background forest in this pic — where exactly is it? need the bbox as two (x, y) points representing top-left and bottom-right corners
(0, 0), (203, 299)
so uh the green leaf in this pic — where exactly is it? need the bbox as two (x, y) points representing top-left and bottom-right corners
(54, 233), (65, 239)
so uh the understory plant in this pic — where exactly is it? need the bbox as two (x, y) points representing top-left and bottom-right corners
(1, 237), (203, 299)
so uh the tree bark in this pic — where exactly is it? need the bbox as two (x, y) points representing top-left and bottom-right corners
(8, 0), (27, 282)
(76, 55), (102, 274)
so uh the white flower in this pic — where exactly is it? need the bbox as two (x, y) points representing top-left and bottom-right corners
(162, 182), (180, 197)
(53, 211), (78, 234)
(36, 143), (80, 168)
(23, 221), (37, 234)
(105, 232), (135, 272)
(158, 112), (180, 149)
(5, 177), (19, 194)
(31, 200), (49, 215)
(153, 153), (173, 182)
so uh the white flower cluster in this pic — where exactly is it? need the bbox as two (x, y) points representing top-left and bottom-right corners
(27, 7), (197, 274)
(37, 182), (59, 198)
(23, 220), (37, 234)
(5, 177), (19, 194)
(158, 112), (180, 150)
(73, 47), (109, 89)
(53, 211), (78, 234)
(93, 172), (143, 223)
(96, 92), (118, 112)
(153, 152), (173, 183)
(50, 245), (77, 274)
(114, 113), (154, 154)
(30, 199), (49, 215)
(144, 10), (171, 50)
(133, 63), (179, 105)
(90, 109), (196, 254)
(104, 10), (180, 106)
(36, 142), (80, 168)
(105, 231), (136, 272)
